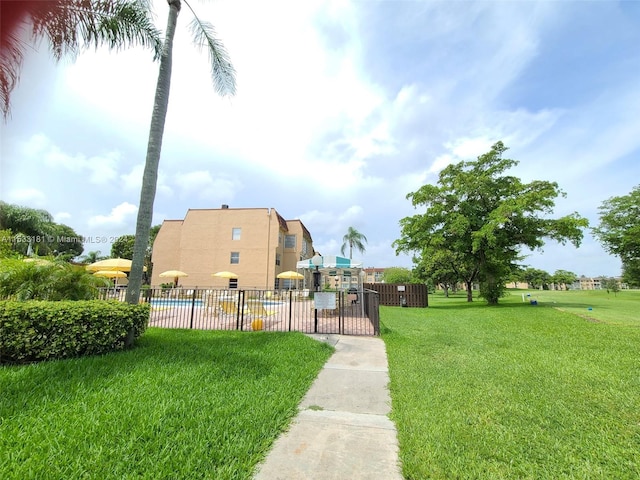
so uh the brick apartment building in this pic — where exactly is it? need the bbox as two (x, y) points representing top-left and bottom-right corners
(151, 206), (315, 289)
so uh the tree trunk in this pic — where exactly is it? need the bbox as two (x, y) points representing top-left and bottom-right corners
(465, 280), (473, 302)
(126, 0), (181, 309)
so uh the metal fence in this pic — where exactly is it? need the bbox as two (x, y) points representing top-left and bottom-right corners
(99, 288), (380, 336)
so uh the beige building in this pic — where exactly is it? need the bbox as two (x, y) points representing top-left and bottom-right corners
(363, 267), (386, 283)
(151, 206), (314, 289)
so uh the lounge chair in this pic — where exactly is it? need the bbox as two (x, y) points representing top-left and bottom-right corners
(220, 300), (241, 316)
(246, 299), (276, 317)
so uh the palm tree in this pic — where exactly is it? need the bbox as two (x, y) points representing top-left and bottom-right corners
(341, 227), (368, 260)
(1, 0), (162, 118)
(79, 250), (107, 264)
(0, 258), (105, 300)
(125, 0), (236, 304)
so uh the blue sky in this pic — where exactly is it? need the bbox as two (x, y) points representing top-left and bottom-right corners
(1, 0), (639, 277)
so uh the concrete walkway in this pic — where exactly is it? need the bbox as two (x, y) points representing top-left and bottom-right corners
(253, 334), (403, 479)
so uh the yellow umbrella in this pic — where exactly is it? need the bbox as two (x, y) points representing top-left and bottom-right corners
(277, 270), (304, 290)
(86, 258), (146, 272)
(159, 270), (188, 287)
(212, 271), (238, 279)
(93, 270), (128, 278)
(277, 271), (304, 280)
(93, 269), (127, 287)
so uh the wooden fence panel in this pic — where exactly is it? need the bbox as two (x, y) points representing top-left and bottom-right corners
(364, 283), (428, 307)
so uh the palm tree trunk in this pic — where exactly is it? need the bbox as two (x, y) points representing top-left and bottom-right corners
(126, 0), (181, 307)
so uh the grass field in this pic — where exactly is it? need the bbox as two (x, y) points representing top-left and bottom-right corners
(382, 289), (640, 479)
(0, 329), (334, 480)
(517, 288), (640, 326)
(2, 289), (638, 479)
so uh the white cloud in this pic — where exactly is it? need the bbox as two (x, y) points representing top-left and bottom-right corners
(7, 188), (46, 204)
(120, 164), (145, 190)
(174, 171), (241, 201)
(55, 212), (72, 223)
(20, 134), (120, 185)
(88, 202), (138, 227)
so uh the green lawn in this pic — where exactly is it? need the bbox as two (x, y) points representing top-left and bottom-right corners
(382, 290), (640, 479)
(518, 288), (640, 326)
(3, 290), (639, 479)
(0, 329), (334, 480)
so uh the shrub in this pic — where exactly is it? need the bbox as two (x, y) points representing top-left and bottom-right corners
(0, 300), (150, 364)
(0, 258), (108, 301)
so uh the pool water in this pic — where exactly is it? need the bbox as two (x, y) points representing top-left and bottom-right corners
(150, 299), (204, 307)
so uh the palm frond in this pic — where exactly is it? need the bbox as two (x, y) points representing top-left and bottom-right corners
(1, 0), (162, 118)
(0, 29), (22, 119)
(186, 11), (236, 97)
(31, 0), (162, 61)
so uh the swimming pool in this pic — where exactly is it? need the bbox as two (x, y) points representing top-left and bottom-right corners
(150, 299), (204, 307)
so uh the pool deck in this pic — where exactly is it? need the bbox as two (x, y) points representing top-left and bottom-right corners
(147, 300), (376, 336)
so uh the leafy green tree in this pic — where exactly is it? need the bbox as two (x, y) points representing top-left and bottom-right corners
(394, 142), (588, 305)
(44, 223), (84, 259)
(341, 227), (368, 259)
(0, 203), (84, 258)
(382, 267), (413, 284)
(0, 201), (54, 240)
(601, 277), (620, 295)
(413, 252), (461, 297)
(126, 0), (236, 304)
(522, 267), (552, 290)
(552, 269), (577, 290)
(622, 260), (640, 288)
(145, 224), (162, 279)
(111, 234), (136, 259)
(593, 185), (640, 284)
(0, 229), (18, 258)
(1, 0), (161, 118)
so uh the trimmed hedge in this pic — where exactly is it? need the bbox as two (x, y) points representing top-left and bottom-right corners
(0, 300), (150, 364)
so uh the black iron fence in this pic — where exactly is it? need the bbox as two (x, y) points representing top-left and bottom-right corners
(99, 288), (380, 336)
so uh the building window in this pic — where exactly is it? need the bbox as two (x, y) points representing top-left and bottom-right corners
(302, 239), (311, 257)
(230, 252), (239, 264)
(229, 278), (238, 289)
(232, 228), (241, 240)
(275, 253), (281, 266)
(284, 234), (296, 249)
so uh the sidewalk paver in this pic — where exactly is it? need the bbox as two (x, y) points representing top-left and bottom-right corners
(253, 334), (403, 480)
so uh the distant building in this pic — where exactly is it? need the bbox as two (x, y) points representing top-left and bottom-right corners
(574, 276), (626, 290)
(363, 267), (386, 283)
(151, 206), (314, 289)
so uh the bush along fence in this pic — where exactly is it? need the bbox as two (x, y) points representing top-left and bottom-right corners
(99, 288), (380, 336)
(0, 300), (150, 365)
